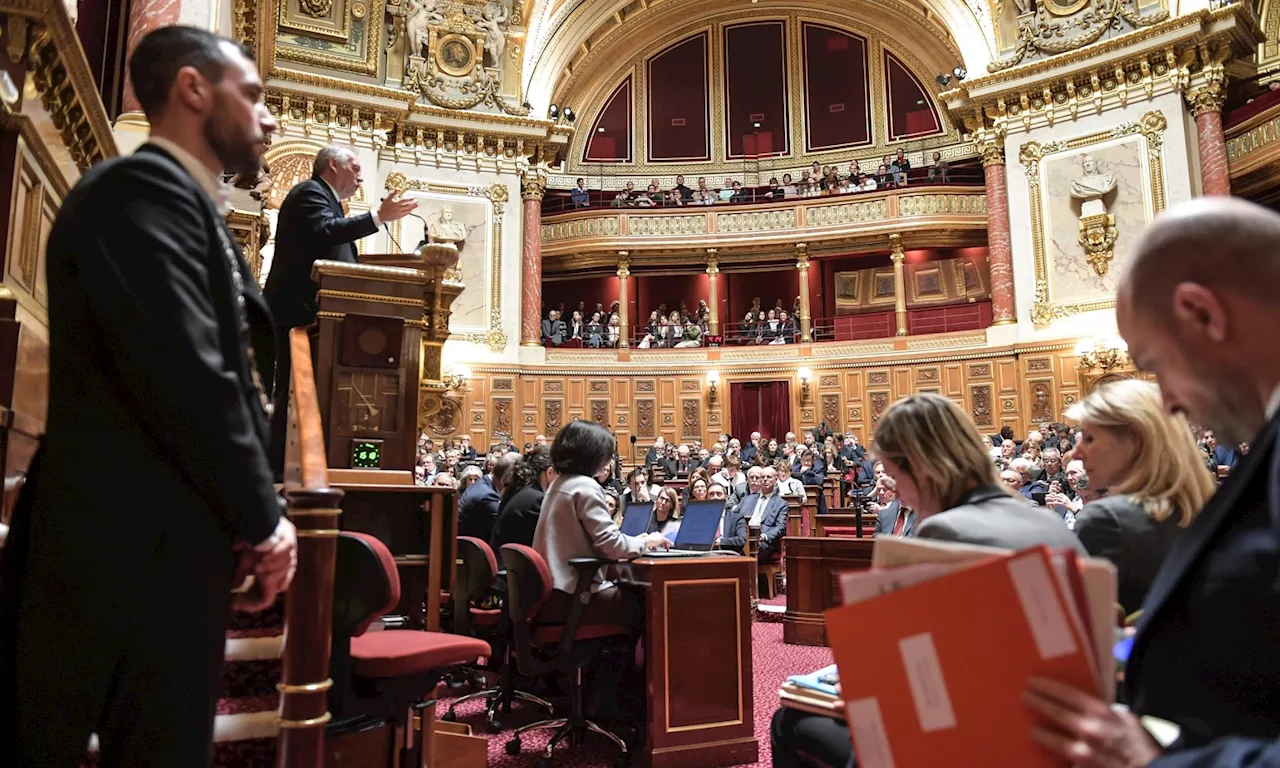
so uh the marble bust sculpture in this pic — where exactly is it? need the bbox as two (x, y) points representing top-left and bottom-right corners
(1069, 155), (1116, 200)
(428, 206), (467, 245)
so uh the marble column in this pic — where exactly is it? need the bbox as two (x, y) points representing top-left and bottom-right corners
(977, 129), (1016, 325)
(519, 171), (547, 346)
(1189, 83), (1230, 196)
(120, 0), (183, 115)
(795, 243), (811, 342)
(616, 252), (630, 348)
(705, 249), (720, 337)
(889, 234), (908, 337)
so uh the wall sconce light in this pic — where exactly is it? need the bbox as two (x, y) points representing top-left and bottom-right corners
(445, 363), (471, 393)
(1074, 336), (1129, 373)
(798, 367), (812, 405)
(706, 370), (719, 408)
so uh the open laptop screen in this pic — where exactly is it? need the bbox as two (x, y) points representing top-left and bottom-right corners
(674, 500), (726, 550)
(620, 502), (652, 537)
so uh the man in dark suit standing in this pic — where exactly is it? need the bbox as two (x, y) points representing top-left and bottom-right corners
(1026, 198), (1280, 766)
(262, 144), (417, 475)
(0, 27), (297, 766)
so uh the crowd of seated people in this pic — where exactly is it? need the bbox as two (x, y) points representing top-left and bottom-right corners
(732, 295), (803, 345)
(636, 299), (712, 348)
(559, 150), (961, 212)
(540, 300), (623, 347)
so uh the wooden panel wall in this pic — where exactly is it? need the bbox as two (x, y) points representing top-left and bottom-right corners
(442, 345), (1096, 454)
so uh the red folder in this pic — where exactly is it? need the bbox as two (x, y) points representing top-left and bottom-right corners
(825, 546), (1098, 767)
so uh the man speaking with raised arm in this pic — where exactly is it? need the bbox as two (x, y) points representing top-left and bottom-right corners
(263, 144), (417, 475)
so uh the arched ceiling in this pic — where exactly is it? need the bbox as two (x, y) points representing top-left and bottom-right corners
(521, 0), (996, 110)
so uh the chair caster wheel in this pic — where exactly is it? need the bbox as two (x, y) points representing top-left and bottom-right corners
(486, 716), (502, 732)
(535, 755), (553, 768)
(505, 738), (521, 756)
(441, 710), (457, 722)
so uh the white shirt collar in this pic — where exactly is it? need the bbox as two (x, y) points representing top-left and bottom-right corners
(1266, 383), (1280, 420)
(144, 136), (231, 215)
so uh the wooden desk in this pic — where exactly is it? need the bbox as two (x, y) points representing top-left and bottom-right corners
(336, 482), (456, 630)
(615, 555), (759, 768)
(782, 537), (874, 646)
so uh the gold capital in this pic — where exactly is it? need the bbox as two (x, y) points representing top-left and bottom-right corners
(974, 128), (1005, 167)
(521, 170), (548, 201)
(888, 233), (905, 263)
(617, 250), (630, 277)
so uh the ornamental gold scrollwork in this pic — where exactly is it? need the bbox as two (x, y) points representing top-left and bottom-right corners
(300, 0), (333, 17)
(989, 0), (1170, 73)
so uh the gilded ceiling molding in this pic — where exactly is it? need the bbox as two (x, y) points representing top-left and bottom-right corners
(987, 0), (1170, 73)
(523, 0), (994, 105)
(2, 0), (117, 175)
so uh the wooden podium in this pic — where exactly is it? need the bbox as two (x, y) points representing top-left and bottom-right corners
(311, 250), (462, 472)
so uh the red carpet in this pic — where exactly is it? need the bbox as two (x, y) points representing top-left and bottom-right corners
(440, 592), (832, 767)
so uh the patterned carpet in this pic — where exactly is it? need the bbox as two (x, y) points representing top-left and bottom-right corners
(208, 593), (829, 767)
(438, 592), (833, 768)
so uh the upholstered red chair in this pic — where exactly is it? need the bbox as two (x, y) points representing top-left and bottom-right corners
(443, 536), (552, 729)
(499, 543), (631, 768)
(331, 532), (491, 768)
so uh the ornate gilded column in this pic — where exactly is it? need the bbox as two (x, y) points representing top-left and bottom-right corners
(120, 0), (183, 116)
(616, 251), (630, 348)
(889, 234), (908, 336)
(795, 243), (812, 342)
(706, 248), (720, 337)
(1188, 76), (1230, 196)
(519, 170), (547, 347)
(977, 128), (1016, 325)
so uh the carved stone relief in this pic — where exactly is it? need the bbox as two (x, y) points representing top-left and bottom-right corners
(493, 398), (512, 435)
(682, 399), (701, 435)
(590, 399), (609, 424)
(821, 394), (840, 427)
(970, 385), (993, 427)
(544, 399), (563, 434)
(637, 400), (655, 437)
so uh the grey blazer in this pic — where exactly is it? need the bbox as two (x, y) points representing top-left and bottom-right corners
(532, 473), (647, 594)
(917, 484), (1086, 554)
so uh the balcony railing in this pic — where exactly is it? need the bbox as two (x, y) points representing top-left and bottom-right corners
(538, 182), (988, 258)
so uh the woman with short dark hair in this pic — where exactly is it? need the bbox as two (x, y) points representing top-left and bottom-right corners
(489, 446), (555, 552)
(532, 421), (671, 626)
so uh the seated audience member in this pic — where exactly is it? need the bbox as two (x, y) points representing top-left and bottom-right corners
(490, 446), (555, 551)
(672, 174), (693, 202)
(710, 483), (747, 554)
(1066, 379), (1215, 615)
(893, 148), (911, 185)
(667, 444), (699, 477)
(927, 151), (949, 183)
(775, 310), (797, 344)
(457, 464), (483, 494)
(585, 311), (605, 348)
(768, 178), (785, 199)
(567, 310), (584, 341)
(433, 472), (457, 488)
(604, 487), (622, 526)
(875, 164), (894, 188)
(729, 180), (749, 203)
(999, 467), (1025, 493)
(997, 439), (1018, 468)
(541, 310), (567, 345)
(571, 177), (590, 208)
(718, 178), (735, 201)
(621, 466), (658, 506)
(775, 460), (806, 502)
(1009, 457), (1047, 501)
(1040, 447), (1067, 490)
(1203, 428), (1240, 475)
(781, 173), (797, 197)
(772, 393), (1083, 767)
(696, 177), (716, 205)
(869, 476), (913, 535)
(797, 448), (825, 488)
(610, 189), (630, 207)
(647, 486), (681, 536)
(684, 468), (712, 507)
(741, 465), (788, 560)
(634, 184), (657, 207)
(847, 161), (863, 187)
(532, 421), (672, 630)
(457, 452), (519, 542)
(606, 314), (620, 347)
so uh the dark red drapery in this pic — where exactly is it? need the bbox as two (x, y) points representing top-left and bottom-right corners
(730, 380), (791, 441)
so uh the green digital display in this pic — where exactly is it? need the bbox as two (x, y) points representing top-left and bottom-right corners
(352, 440), (382, 469)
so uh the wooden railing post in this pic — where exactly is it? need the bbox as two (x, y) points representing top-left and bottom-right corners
(276, 329), (341, 767)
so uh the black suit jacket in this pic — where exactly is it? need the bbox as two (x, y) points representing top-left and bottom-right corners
(1127, 412), (1280, 766)
(719, 508), (748, 554)
(263, 176), (378, 330)
(0, 145), (281, 756)
(1074, 495), (1180, 615)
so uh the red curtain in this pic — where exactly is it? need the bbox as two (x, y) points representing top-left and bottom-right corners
(730, 381), (792, 440)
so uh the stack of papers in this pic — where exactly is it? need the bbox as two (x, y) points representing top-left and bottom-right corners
(823, 537), (1117, 768)
(779, 665), (843, 719)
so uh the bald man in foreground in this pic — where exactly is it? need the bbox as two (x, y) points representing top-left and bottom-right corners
(1026, 197), (1280, 768)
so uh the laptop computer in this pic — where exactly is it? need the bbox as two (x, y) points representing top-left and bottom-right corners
(645, 500), (731, 558)
(620, 502), (652, 537)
